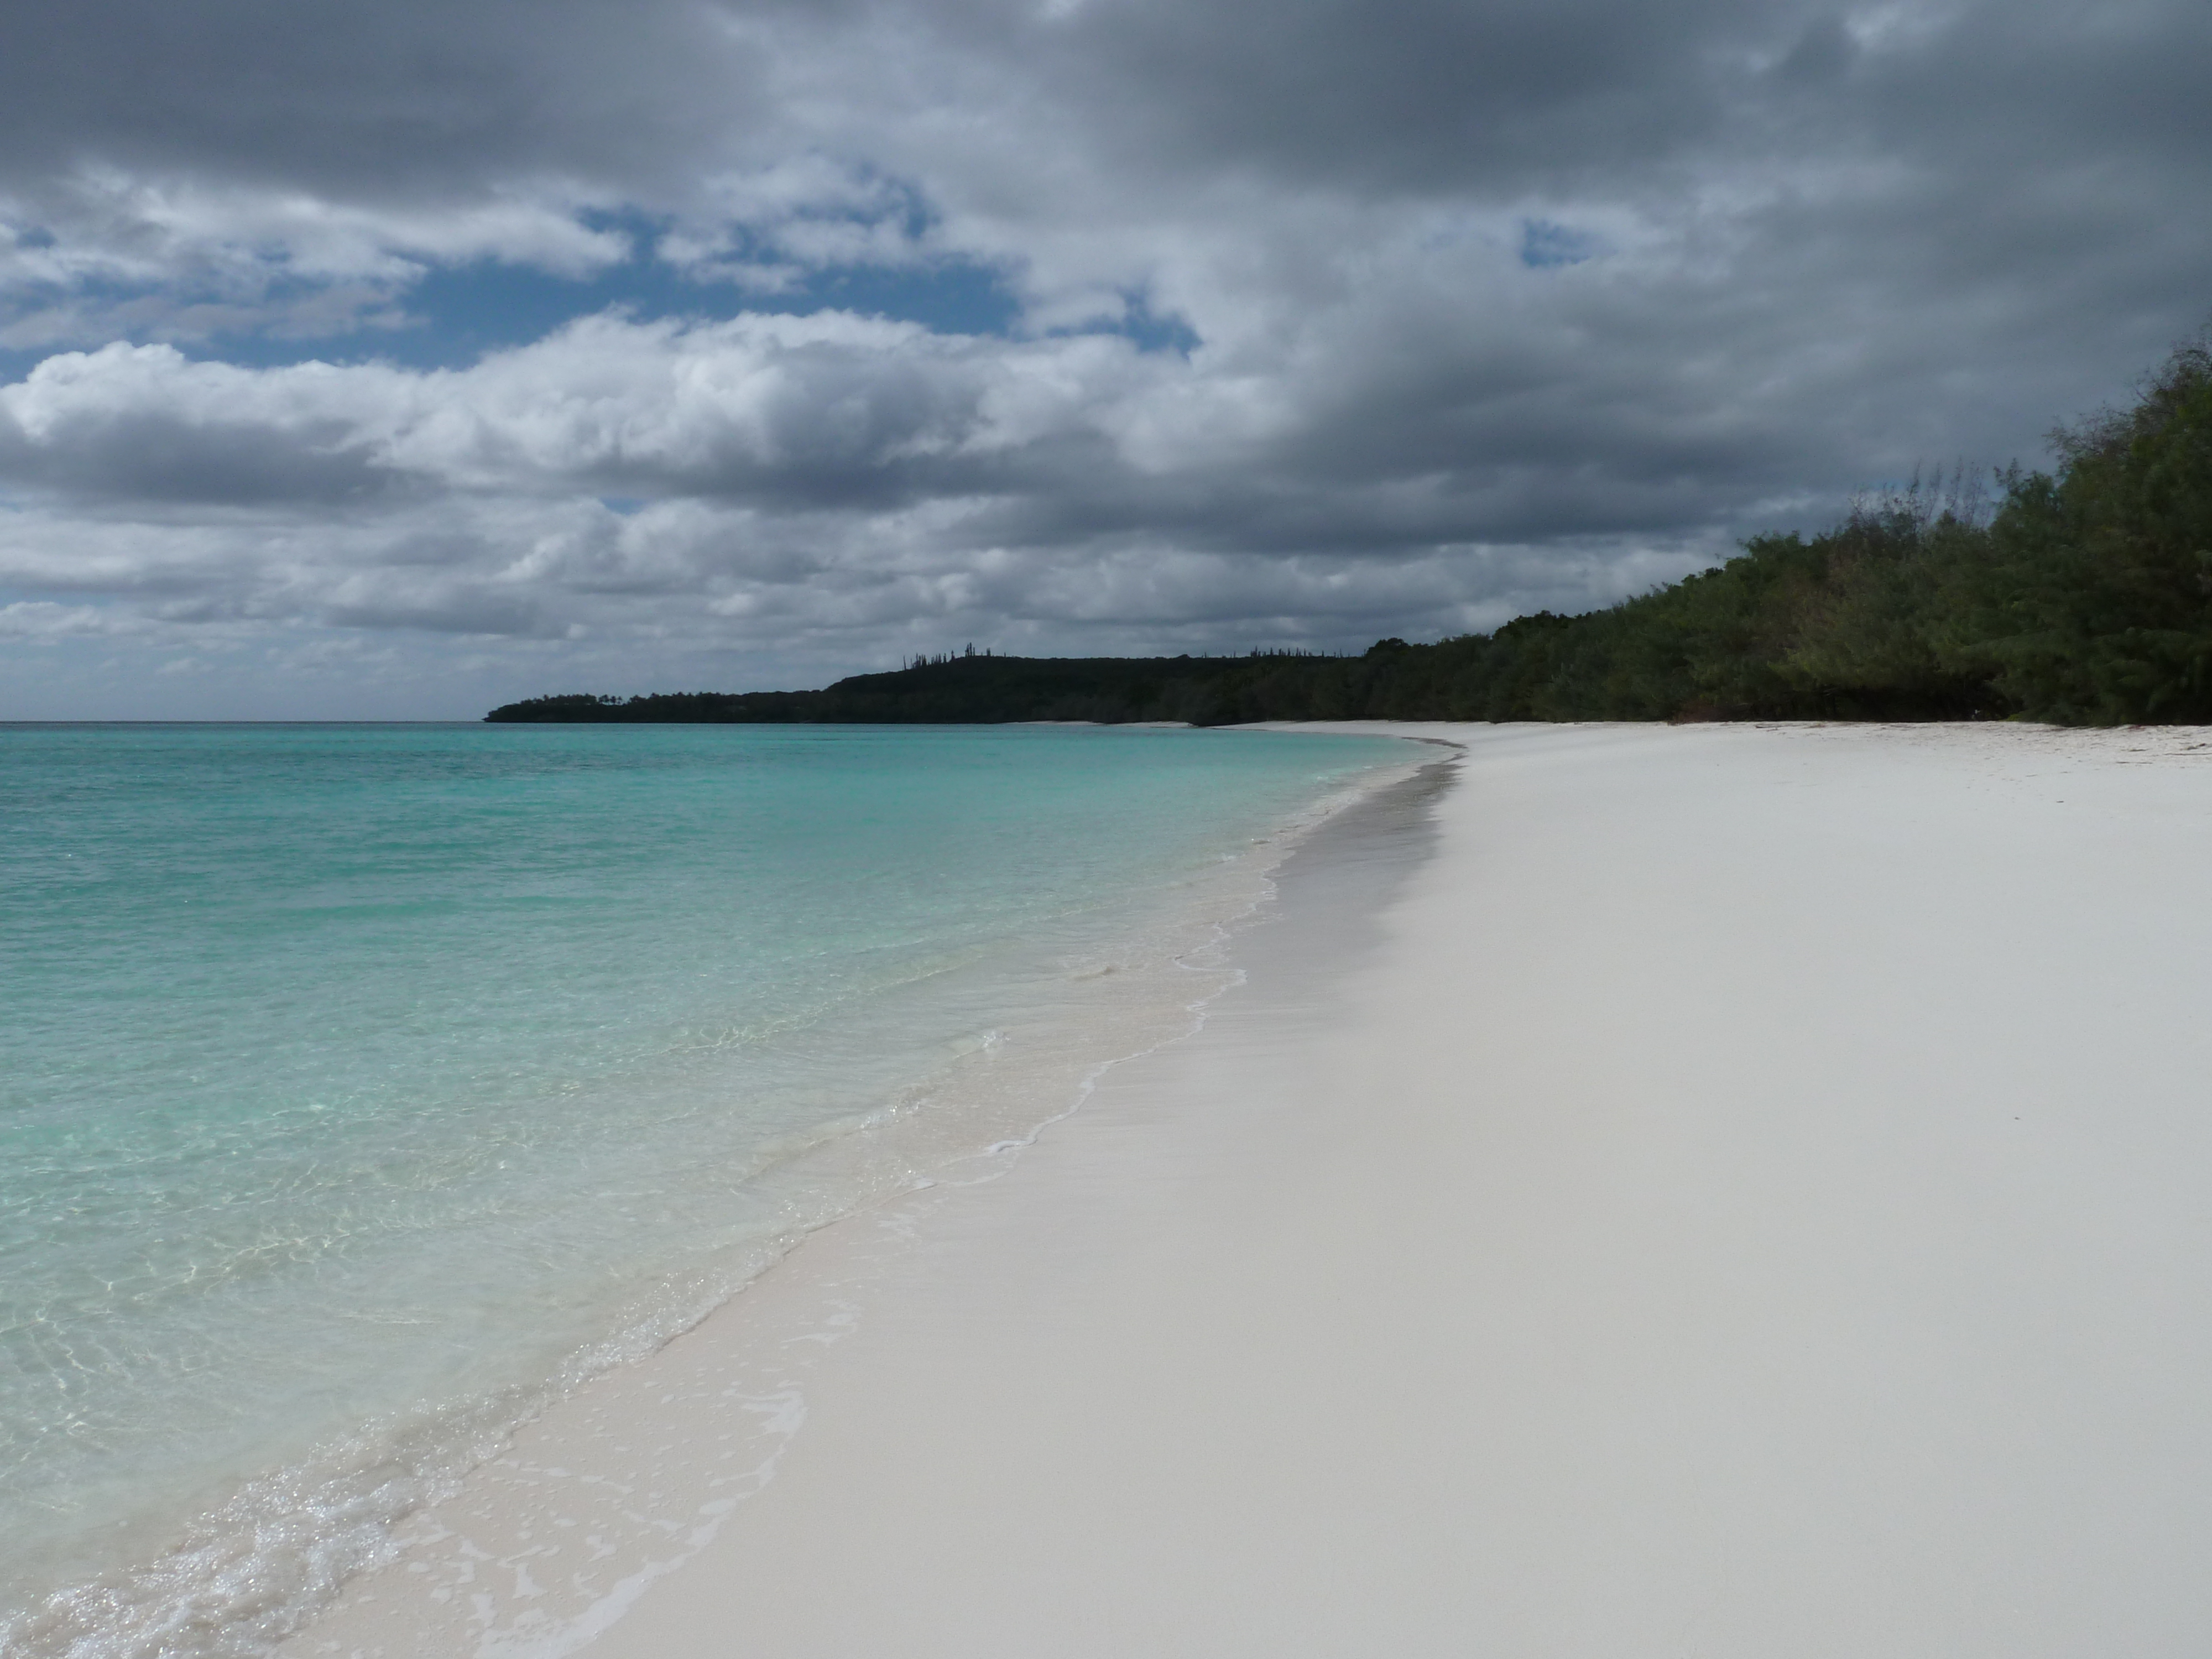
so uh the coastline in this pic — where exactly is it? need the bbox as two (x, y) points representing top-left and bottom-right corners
(237, 733), (1440, 1659)
(2, 727), (1422, 1659)
(295, 720), (2212, 1657)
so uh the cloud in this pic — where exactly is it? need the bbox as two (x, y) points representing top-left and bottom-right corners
(0, 598), (147, 637)
(0, 0), (2206, 713)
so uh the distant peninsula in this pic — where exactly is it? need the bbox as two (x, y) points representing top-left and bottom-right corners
(490, 338), (2212, 729)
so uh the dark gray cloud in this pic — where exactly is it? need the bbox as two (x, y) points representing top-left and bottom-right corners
(0, 0), (2205, 715)
(1008, 0), (1752, 193)
(0, 0), (750, 198)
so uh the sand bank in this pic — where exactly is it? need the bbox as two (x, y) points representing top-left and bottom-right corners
(291, 722), (2212, 1658)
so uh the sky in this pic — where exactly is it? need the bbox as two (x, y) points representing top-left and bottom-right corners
(0, 0), (2206, 717)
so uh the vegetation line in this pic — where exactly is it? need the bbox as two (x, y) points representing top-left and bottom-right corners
(489, 338), (2212, 728)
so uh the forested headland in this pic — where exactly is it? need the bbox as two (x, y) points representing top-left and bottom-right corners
(488, 338), (2212, 728)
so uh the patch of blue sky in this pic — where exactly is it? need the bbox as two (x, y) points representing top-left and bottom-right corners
(0, 203), (1202, 378)
(1519, 218), (1601, 269)
(406, 249), (1020, 363)
(359, 254), (1199, 363)
(1076, 292), (1201, 358)
(0, 252), (1019, 377)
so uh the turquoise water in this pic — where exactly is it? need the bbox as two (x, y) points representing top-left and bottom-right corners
(0, 722), (1409, 1654)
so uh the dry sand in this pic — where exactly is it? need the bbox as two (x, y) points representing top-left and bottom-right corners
(292, 722), (2212, 1658)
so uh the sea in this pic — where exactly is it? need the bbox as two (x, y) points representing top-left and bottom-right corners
(0, 721), (1417, 1658)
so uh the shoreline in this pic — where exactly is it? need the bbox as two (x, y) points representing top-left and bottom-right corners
(4, 727), (1423, 1659)
(232, 734), (1439, 1659)
(298, 720), (2212, 1657)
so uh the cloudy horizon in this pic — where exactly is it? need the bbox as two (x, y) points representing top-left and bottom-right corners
(2, 0), (2205, 717)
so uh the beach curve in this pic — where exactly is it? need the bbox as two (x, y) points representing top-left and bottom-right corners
(290, 721), (2212, 1658)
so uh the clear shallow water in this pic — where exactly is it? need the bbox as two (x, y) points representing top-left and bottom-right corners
(0, 722), (1409, 1654)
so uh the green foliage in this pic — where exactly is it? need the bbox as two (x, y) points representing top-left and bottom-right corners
(1962, 341), (2212, 722)
(488, 336), (2212, 729)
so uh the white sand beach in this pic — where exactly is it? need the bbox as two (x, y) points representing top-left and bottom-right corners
(291, 721), (2212, 1658)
